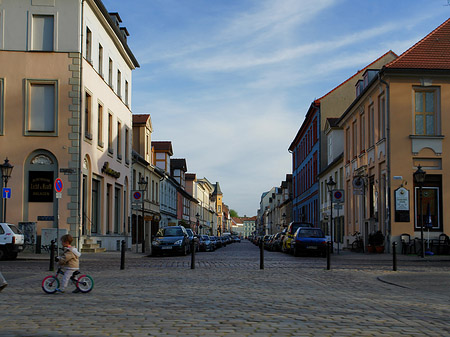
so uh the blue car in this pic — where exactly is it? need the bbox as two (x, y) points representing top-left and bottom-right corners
(291, 227), (327, 257)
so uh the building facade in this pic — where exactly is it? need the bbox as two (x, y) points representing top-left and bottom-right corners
(0, 0), (139, 251)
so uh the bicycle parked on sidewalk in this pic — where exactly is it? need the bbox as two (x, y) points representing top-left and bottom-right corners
(350, 231), (364, 252)
(42, 267), (94, 294)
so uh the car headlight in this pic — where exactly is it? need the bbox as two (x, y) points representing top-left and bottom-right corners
(152, 240), (160, 246)
(174, 239), (183, 246)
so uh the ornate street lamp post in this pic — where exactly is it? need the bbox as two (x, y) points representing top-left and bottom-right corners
(413, 165), (426, 258)
(326, 176), (336, 252)
(138, 177), (148, 253)
(1, 158), (14, 222)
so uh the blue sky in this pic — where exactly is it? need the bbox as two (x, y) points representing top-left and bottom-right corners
(104, 0), (449, 217)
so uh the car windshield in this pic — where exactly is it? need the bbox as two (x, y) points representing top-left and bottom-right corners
(186, 229), (193, 236)
(298, 229), (324, 238)
(161, 228), (184, 237)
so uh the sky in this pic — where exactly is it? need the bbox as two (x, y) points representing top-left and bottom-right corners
(103, 0), (450, 217)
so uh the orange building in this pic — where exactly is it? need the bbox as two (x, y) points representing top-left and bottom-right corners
(338, 18), (450, 252)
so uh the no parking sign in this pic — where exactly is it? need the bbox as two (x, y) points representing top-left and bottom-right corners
(332, 189), (344, 203)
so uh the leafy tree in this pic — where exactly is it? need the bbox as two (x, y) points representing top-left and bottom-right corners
(230, 209), (238, 218)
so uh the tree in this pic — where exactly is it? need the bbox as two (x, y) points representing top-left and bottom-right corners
(230, 209), (238, 218)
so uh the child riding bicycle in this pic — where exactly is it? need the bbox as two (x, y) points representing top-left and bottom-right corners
(55, 234), (81, 293)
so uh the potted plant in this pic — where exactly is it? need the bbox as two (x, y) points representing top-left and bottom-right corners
(368, 231), (385, 253)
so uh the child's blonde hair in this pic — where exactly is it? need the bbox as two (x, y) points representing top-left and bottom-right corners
(61, 234), (73, 244)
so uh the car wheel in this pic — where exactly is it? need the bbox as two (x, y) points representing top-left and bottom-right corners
(7, 252), (18, 260)
(183, 244), (188, 256)
(0, 248), (5, 261)
(294, 246), (300, 257)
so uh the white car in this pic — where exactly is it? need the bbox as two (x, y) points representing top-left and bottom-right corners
(0, 223), (24, 260)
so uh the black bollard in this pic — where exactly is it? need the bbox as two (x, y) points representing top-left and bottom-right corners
(392, 241), (397, 271)
(191, 240), (195, 269)
(260, 240), (264, 270)
(326, 241), (331, 270)
(120, 240), (126, 270)
(49, 240), (55, 271)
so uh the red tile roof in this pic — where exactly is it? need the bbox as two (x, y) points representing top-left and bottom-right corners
(152, 141), (173, 155)
(386, 18), (450, 70)
(316, 50), (397, 103)
(132, 114), (150, 124)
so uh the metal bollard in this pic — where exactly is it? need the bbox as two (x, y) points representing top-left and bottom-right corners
(326, 241), (331, 270)
(260, 240), (264, 270)
(191, 240), (196, 269)
(49, 240), (55, 271)
(392, 241), (397, 271)
(120, 240), (126, 270)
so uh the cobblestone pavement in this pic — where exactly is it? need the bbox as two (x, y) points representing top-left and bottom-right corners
(1, 241), (449, 336)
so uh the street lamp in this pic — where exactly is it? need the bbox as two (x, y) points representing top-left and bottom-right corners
(138, 177), (148, 254)
(1, 158), (13, 222)
(326, 176), (336, 251)
(413, 165), (426, 258)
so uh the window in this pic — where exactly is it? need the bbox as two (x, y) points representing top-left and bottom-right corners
(98, 44), (103, 77)
(368, 104), (375, 147)
(117, 121), (122, 160)
(378, 94), (386, 140)
(97, 102), (103, 147)
(345, 127), (350, 162)
(114, 186), (121, 234)
(0, 78), (4, 135)
(415, 89), (437, 135)
(25, 80), (58, 135)
(108, 58), (113, 87)
(84, 92), (92, 140)
(125, 80), (129, 106)
(85, 27), (92, 63)
(352, 121), (357, 158)
(32, 15), (54, 51)
(360, 112), (365, 152)
(125, 127), (130, 164)
(91, 179), (100, 234)
(108, 112), (113, 154)
(117, 70), (121, 97)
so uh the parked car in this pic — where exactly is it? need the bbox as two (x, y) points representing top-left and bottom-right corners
(0, 223), (24, 260)
(271, 232), (284, 252)
(185, 228), (199, 252)
(291, 227), (327, 257)
(209, 236), (218, 249)
(282, 222), (314, 253)
(199, 235), (214, 252)
(151, 226), (190, 256)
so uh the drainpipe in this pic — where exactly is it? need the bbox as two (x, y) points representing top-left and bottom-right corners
(378, 72), (391, 252)
(77, 0), (85, 250)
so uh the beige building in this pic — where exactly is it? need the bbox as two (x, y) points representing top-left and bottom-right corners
(0, 0), (139, 251)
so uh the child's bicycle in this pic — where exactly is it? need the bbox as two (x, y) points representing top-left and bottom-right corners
(42, 267), (94, 294)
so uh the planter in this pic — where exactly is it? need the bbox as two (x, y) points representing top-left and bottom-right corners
(367, 245), (375, 253)
(375, 245), (385, 253)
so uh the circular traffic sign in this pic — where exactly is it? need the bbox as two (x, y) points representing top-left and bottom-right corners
(133, 191), (142, 200)
(333, 190), (343, 199)
(55, 178), (63, 193)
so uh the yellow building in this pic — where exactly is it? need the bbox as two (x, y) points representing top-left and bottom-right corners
(339, 18), (450, 252)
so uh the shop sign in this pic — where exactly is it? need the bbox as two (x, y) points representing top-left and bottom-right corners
(29, 171), (53, 202)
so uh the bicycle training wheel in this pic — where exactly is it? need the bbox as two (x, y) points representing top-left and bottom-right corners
(42, 276), (59, 294)
(76, 275), (94, 293)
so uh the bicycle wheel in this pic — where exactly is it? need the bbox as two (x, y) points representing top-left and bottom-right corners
(42, 276), (59, 294)
(76, 275), (94, 293)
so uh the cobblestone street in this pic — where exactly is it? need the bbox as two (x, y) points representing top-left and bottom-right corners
(1, 241), (449, 336)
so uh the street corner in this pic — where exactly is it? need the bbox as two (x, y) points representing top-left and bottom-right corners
(377, 271), (450, 295)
